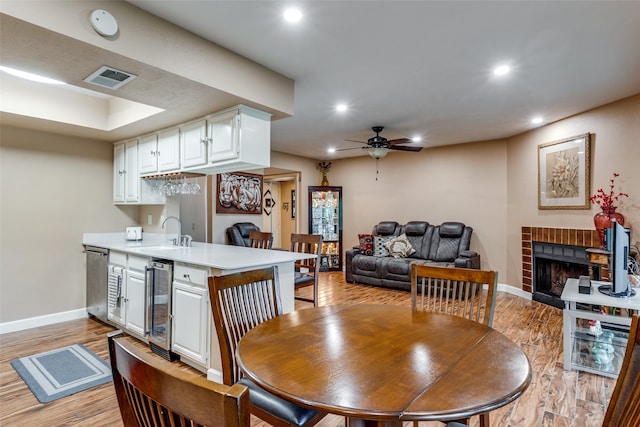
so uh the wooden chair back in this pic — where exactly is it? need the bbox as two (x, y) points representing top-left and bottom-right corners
(603, 314), (640, 426)
(208, 266), (282, 385)
(248, 230), (273, 249)
(411, 264), (498, 327)
(290, 233), (323, 307)
(108, 332), (250, 427)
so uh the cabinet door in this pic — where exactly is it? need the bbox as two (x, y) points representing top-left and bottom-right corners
(124, 140), (140, 203)
(138, 134), (158, 174)
(172, 282), (208, 365)
(157, 128), (181, 172)
(181, 120), (208, 168)
(113, 143), (126, 203)
(208, 110), (238, 162)
(125, 269), (147, 337)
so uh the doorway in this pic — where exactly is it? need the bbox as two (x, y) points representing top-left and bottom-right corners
(263, 172), (300, 249)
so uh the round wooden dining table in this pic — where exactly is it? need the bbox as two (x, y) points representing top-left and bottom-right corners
(236, 304), (532, 426)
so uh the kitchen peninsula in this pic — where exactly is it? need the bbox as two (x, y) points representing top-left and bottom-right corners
(83, 232), (313, 383)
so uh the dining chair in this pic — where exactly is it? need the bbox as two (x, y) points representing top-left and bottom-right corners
(208, 266), (327, 427)
(108, 331), (250, 427)
(248, 230), (273, 249)
(602, 313), (640, 427)
(411, 264), (498, 427)
(290, 233), (323, 307)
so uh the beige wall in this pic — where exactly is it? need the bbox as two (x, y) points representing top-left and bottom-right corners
(505, 94), (640, 287)
(1, 94), (638, 325)
(0, 126), (138, 323)
(328, 139), (509, 276)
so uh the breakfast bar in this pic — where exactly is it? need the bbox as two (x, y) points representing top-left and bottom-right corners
(82, 232), (314, 383)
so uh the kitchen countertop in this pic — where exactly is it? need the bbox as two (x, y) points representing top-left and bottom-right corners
(83, 233), (313, 270)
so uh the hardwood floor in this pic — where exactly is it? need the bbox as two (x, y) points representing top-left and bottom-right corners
(0, 272), (615, 427)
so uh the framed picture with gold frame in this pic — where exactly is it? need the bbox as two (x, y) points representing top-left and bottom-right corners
(538, 133), (591, 210)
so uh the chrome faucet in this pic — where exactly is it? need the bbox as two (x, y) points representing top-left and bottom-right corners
(162, 216), (181, 230)
(161, 216), (192, 247)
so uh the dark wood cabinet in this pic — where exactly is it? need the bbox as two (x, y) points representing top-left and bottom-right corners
(308, 186), (343, 271)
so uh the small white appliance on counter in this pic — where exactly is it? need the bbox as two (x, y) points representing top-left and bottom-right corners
(126, 226), (142, 241)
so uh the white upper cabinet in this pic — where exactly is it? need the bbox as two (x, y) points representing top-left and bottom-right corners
(157, 128), (181, 172)
(183, 105), (272, 174)
(114, 139), (141, 203)
(114, 140), (164, 205)
(139, 130), (180, 175)
(180, 119), (208, 168)
(207, 109), (238, 162)
(138, 134), (158, 174)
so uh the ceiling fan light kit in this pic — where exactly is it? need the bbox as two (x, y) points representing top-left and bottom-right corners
(368, 147), (389, 159)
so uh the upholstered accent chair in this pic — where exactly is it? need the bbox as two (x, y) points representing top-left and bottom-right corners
(226, 222), (261, 247)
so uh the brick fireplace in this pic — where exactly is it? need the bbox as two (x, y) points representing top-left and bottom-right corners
(522, 226), (606, 307)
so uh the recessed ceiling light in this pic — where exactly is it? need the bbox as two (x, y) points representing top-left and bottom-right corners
(531, 116), (543, 124)
(335, 104), (348, 112)
(327, 148), (336, 154)
(493, 65), (511, 76)
(283, 8), (302, 23)
(0, 65), (65, 85)
(411, 136), (422, 143)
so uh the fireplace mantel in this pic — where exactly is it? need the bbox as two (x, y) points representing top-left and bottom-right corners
(522, 226), (600, 295)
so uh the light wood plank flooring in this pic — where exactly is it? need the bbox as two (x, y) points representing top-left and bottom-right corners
(0, 272), (615, 427)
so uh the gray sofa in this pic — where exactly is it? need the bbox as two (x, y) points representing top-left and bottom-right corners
(345, 221), (480, 291)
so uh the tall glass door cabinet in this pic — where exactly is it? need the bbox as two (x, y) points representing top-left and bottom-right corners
(308, 186), (343, 271)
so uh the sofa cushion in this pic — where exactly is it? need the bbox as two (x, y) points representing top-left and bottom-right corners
(384, 234), (415, 258)
(358, 234), (375, 256)
(374, 221), (400, 236)
(432, 222), (465, 262)
(404, 221), (429, 236)
(373, 235), (393, 257)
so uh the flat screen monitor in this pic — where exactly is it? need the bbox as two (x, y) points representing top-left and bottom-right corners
(599, 219), (632, 297)
(612, 220), (630, 295)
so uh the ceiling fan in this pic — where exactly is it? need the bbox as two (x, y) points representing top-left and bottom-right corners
(338, 126), (423, 159)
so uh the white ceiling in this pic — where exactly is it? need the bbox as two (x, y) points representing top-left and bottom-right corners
(3, 1), (640, 161)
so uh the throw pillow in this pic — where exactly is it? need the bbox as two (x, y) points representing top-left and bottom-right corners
(358, 234), (374, 256)
(373, 235), (393, 257)
(384, 234), (416, 258)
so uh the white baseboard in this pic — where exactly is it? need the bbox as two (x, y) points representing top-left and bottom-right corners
(498, 283), (532, 300)
(0, 308), (87, 335)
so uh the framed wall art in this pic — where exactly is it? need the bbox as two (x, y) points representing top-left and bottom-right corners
(291, 189), (296, 219)
(538, 133), (591, 210)
(216, 171), (263, 214)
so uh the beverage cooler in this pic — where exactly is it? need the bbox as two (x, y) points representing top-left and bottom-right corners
(308, 186), (343, 271)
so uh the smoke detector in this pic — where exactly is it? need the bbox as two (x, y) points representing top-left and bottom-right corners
(83, 66), (137, 90)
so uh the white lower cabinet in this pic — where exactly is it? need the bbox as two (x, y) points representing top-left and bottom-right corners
(124, 255), (149, 338)
(171, 263), (209, 367)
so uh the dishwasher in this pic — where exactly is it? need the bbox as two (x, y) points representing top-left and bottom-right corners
(84, 246), (109, 323)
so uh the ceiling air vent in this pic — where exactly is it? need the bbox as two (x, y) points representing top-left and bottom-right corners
(83, 66), (137, 90)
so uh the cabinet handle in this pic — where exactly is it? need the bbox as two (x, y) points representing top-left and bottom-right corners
(156, 150), (160, 156)
(183, 273), (190, 280)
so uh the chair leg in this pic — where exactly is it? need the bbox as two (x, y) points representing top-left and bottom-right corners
(479, 413), (489, 427)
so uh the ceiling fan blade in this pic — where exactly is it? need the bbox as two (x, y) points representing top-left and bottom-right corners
(388, 145), (423, 152)
(335, 146), (368, 152)
(387, 138), (412, 145)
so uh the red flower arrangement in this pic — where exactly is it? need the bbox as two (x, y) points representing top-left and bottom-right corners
(589, 173), (629, 210)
